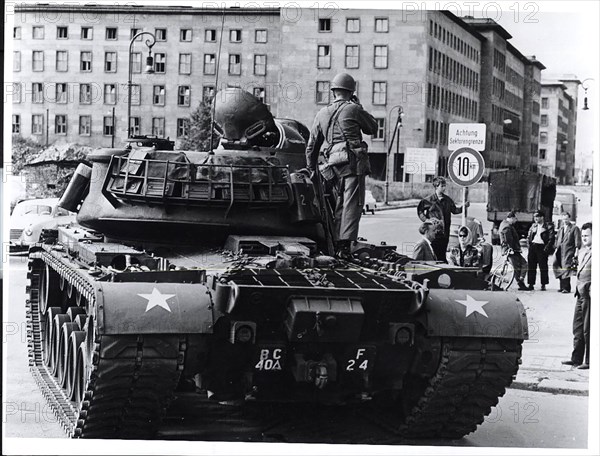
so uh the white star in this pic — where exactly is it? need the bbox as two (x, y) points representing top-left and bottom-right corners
(455, 295), (489, 318)
(139, 288), (175, 313)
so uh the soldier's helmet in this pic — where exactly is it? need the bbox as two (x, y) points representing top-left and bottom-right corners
(330, 73), (356, 92)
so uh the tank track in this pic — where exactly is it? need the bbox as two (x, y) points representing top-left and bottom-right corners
(26, 248), (186, 439)
(366, 337), (522, 440)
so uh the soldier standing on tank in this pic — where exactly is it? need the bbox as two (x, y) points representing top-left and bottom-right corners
(305, 72), (378, 258)
(417, 177), (467, 262)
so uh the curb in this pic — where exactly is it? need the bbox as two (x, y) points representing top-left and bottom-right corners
(509, 368), (589, 396)
(372, 199), (420, 212)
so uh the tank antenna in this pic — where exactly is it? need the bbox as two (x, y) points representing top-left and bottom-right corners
(208, 7), (226, 154)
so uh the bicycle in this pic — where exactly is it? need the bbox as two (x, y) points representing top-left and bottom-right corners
(488, 248), (516, 291)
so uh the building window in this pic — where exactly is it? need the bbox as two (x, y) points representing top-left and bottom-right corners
(316, 81), (330, 104)
(55, 115), (67, 134)
(105, 52), (117, 72)
(204, 54), (216, 74)
(541, 97), (549, 109)
(345, 45), (359, 69)
(539, 149), (546, 159)
(228, 54), (241, 75)
(154, 53), (166, 73)
(32, 83), (43, 103)
(131, 52), (141, 73)
(56, 51), (68, 72)
(14, 27), (21, 39)
(103, 116), (114, 136)
(33, 51), (44, 72)
(130, 117), (141, 136)
(13, 114), (21, 133)
(32, 115), (44, 135)
(255, 29), (267, 43)
(152, 28), (165, 41)
(375, 17), (389, 32)
(79, 116), (91, 136)
(372, 118), (385, 140)
(317, 45), (331, 68)
(105, 27), (117, 40)
(372, 81), (387, 105)
(130, 28), (141, 40)
(203, 85), (215, 101)
(152, 118), (165, 137)
(177, 118), (190, 137)
(33, 26), (45, 39)
(541, 114), (548, 127)
(131, 84), (141, 105)
(81, 26), (92, 39)
(178, 86), (190, 106)
(180, 29), (192, 41)
(374, 45), (388, 68)
(253, 87), (266, 103)
(230, 29), (242, 42)
(254, 54), (267, 75)
(14, 51), (21, 71)
(153, 85), (165, 105)
(80, 52), (92, 72)
(539, 132), (548, 144)
(80, 83), (92, 104)
(205, 29), (217, 42)
(57, 26), (68, 39)
(55, 83), (68, 103)
(179, 53), (192, 74)
(12, 83), (21, 103)
(346, 18), (360, 32)
(319, 18), (331, 32)
(104, 84), (117, 104)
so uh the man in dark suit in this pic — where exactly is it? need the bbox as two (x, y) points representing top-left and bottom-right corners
(553, 212), (581, 293)
(526, 210), (556, 291)
(499, 212), (528, 291)
(413, 220), (438, 261)
(562, 222), (592, 369)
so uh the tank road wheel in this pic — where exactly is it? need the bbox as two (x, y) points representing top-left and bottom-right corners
(39, 264), (60, 315)
(490, 261), (515, 291)
(66, 331), (86, 403)
(58, 322), (78, 388)
(51, 313), (71, 377)
(43, 307), (62, 369)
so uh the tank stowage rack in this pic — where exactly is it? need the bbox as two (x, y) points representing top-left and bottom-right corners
(102, 155), (291, 207)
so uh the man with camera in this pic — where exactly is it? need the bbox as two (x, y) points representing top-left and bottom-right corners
(305, 72), (378, 259)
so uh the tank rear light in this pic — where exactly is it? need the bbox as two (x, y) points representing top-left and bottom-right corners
(230, 321), (256, 344)
(389, 323), (415, 346)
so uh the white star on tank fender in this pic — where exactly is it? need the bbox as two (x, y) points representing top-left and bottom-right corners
(455, 295), (489, 318)
(138, 288), (175, 313)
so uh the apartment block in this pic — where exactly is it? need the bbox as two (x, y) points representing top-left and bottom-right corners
(11, 5), (548, 183)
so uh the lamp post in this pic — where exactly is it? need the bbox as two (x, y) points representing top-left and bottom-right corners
(580, 78), (593, 110)
(111, 107), (116, 147)
(384, 105), (403, 205)
(127, 32), (156, 139)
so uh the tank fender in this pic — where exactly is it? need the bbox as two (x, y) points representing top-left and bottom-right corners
(95, 282), (214, 335)
(423, 289), (528, 340)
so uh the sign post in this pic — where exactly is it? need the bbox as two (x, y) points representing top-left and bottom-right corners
(447, 147), (486, 226)
(448, 123), (487, 227)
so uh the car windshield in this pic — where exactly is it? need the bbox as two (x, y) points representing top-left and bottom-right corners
(13, 203), (54, 216)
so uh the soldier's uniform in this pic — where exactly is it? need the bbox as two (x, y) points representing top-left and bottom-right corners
(305, 74), (377, 250)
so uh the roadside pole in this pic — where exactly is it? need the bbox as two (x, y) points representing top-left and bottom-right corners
(462, 186), (469, 227)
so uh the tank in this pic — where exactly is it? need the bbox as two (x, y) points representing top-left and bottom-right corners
(26, 88), (528, 441)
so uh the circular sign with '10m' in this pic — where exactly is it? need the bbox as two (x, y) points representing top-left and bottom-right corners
(447, 147), (485, 187)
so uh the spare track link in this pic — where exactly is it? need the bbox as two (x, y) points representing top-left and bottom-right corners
(368, 336), (522, 439)
(27, 247), (187, 439)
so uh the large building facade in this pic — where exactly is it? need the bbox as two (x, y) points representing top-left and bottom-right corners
(10, 5), (549, 182)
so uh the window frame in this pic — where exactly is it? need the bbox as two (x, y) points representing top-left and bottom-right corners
(56, 50), (68, 72)
(153, 85), (166, 106)
(155, 28), (167, 41)
(32, 114), (44, 135)
(179, 53), (192, 75)
(375, 17), (389, 33)
(104, 52), (117, 72)
(79, 83), (92, 104)
(372, 118), (385, 141)
(55, 83), (68, 104)
(177, 118), (190, 138)
(203, 54), (216, 75)
(154, 53), (166, 73)
(152, 117), (165, 137)
(13, 51), (21, 72)
(205, 29), (217, 42)
(81, 26), (93, 40)
(345, 45), (359, 69)
(318, 18), (331, 32)
(57, 26), (68, 39)
(374, 45), (388, 69)
(79, 115), (92, 136)
(32, 51), (44, 72)
(317, 45), (331, 69)
(346, 18), (360, 33)
(12, 114), (21, 134)
(103, 116), (115, 136)
(180, 28), (192, 42)
(80, 51), (92, 72)
(229, 29), (242, 43)
(254, 54), (267, 76)
(104, 83), (117, 105)
(255, 29), (267, 43)
(55, 115), (68, 135)
(316, 81), (330, 104)
(228, 54), (241, 75)
(105, 27), (118, 40)
(372, 81), (387, 105)
(178, 85), (191, 107)
(33, 26), (45, 39)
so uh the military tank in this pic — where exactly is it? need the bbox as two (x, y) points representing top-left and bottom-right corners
(26, 88), (528, 440)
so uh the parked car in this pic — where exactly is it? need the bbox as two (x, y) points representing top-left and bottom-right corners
(10, 198), (75, 252)
(363, 190), (377, 215)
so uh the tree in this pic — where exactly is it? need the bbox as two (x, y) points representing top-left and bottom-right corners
(179, 96), (220, 151)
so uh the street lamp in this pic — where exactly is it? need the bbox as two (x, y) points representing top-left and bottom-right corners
(580, 78), (593, 110)
(127, 31), (156, 139)
(384, 105), (403, 205)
